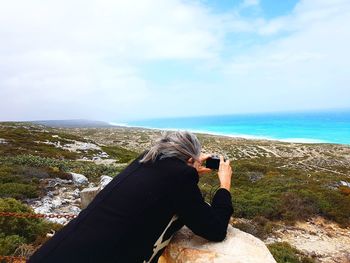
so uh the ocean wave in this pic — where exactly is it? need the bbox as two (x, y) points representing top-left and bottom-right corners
(279, 138), (327, 143)
(108, 122), (129, 127)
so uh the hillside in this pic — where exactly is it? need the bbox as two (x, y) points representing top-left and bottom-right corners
(0, 122), (349, 262)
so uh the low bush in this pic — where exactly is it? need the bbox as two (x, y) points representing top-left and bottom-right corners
(1, 155), (124, 182)
(199, 158), (350, 227)
(0, 183), (39, 199)
(231, 216), (275, 239)
(277, 191), (319, 223)
(268, 242), (315, 263)
(0, 126), (79, 159)
(101, 145), (139, 163)
(0, 198), (62, 256)
(0, 233), (26, 256)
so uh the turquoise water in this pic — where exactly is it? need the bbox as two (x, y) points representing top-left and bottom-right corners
(121, 110), (350, 145)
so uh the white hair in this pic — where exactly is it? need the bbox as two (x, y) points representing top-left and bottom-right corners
(139, 130), (201, 164)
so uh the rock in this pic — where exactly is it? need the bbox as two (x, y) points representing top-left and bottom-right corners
(247, 171), (264, 182)
(45, 178), (72, 188)
(69, 206), (81, 214)
(161, 226), (276, 263)
(70, 172), (89, 185)
(93, 159), (116, 165)
(72, 188), (80, 198)
(100, 175), (113, 189)
(50, 217), (68, 225)
(33, 196), (55, 214)
(51, 197), (63, 208)
(34, 204), (52, 214)
(62, 141), (101, 152)
(100, 151), (109, 158)
(88, 182), (96, 188)
(339, 252), (350, 263)
(80, 187), (101, 209)
(28, 177), (84, 225)
(339, 181), (350, 188)
(92, 156), (101, 161)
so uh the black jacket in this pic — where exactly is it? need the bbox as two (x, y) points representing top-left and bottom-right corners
(28, 151), (233, 263)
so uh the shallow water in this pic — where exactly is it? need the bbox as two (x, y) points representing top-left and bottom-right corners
(120, 110), (350, 145)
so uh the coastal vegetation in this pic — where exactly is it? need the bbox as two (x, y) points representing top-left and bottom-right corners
(0, 123), (132, 257)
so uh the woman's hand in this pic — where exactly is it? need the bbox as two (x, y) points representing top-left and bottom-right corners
(187, 153), (212, 176)
(218, 156), (232, 191)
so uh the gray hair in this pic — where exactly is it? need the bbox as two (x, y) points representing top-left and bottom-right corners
(139, 130), (202, 164)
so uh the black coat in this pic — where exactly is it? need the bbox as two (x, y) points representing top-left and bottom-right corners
(28, 151), (233, 263)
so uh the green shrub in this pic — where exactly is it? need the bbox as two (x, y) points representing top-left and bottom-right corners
(231, 216), (275, 239)
(0, 126), (79, 159)
(0, 183), (39, 199)
(318, 189), (350, 227)
(268, 242), (315, 263)
(233, 160), (272, 174)
(1, 155), (69, 170)
(277, 191), (319, 222)
(1, 155), (124, 182)
(101, 145), (139, 163)
(0, 198), (57, 242)
(197, 156), (350, 227)
(0, 233), (25, 255)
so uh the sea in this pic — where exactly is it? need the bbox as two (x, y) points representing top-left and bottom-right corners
(114, 110), (350, 145)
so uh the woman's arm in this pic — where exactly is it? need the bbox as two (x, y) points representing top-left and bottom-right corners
(169, 166), (233, 242)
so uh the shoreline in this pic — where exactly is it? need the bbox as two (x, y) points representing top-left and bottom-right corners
(108, 122), (341, 145)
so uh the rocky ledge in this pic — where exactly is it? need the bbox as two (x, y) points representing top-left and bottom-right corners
(160, 225), (276, 263)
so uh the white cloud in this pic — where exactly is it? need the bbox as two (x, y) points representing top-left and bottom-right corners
(258, 0), (350, 35)
(0, 0), (227, 121)
(221, 0), (350, 112)
(0, 0), (224, 60)
(241, 0), (260, 8)
(0, 0), (349, 122)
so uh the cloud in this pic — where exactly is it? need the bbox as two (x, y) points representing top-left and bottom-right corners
(257, 0), (350, 35)
(0, 0), (227, 121)
(241, 0), (260, 8)
(0, 0), (225, 60)
(0, 0), (349, 122)
(221, 0), (350, 112)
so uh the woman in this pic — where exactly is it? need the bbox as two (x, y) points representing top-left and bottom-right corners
(28, 131), (233, 263)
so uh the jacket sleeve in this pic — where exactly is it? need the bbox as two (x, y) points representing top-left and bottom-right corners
(169, 166), (234, 242)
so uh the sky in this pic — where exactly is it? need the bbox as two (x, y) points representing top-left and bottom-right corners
(0, 0), (349, 122)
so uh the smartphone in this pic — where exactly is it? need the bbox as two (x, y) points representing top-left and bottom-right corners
(205, 155), (225, 170)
